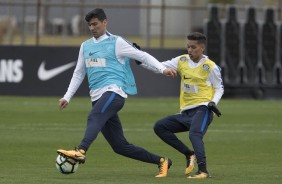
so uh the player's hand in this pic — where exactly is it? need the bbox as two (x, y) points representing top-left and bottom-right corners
(132, 42), (142, 65)
(58, 98), (68, 110)
(208, 101), (222, 117)
(163, 68), (177, 78)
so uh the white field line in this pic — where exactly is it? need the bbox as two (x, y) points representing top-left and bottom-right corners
(1, 126), (282, 134)
(124, 129), (282, 134)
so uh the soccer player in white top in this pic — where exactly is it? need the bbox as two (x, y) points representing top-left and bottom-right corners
(57, 8), (177, 177)
(153, 32), (224, 179)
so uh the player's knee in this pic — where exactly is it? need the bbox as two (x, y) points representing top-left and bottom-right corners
(113, 146), (135, 157)
(111, 142), (129, 155)
(112, 145), (124, 155)
(112, 147), (123, 155)
(153, 121), (163, 135)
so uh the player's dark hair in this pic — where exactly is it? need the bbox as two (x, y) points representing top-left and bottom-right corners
(85, 8), (107, 22)
(187, 32), (207, 45)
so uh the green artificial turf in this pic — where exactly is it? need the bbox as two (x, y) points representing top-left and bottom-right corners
(0, 96), (281, 184)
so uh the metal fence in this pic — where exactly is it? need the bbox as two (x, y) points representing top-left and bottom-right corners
(0, 0), (281, 48)
(0, 0), (207, 47)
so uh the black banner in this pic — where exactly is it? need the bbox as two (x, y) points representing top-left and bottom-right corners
(0, 46), (183, 97)
(0, 46), (87, 96)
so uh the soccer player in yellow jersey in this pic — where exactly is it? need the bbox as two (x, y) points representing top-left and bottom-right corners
(153, 32), (224, 179)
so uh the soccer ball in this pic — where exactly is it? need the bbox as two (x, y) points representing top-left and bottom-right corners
(55, 154), (79, 174)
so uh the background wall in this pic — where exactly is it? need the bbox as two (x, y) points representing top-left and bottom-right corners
(0, 46), (281, 98)
(0, 0), (281, 98)
(0, 46), (184, 97)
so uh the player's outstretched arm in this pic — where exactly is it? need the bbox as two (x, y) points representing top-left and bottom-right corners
(132, 42), (177, 78)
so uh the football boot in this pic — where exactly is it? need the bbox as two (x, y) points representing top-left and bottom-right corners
(185, 153), (196, 175)
(155, 157), (172, 177)
(57, 147), (86, 164)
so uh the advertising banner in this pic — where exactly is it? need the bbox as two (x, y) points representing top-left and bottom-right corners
(0, 46), (183, 97)
(0, 46), (89, 96)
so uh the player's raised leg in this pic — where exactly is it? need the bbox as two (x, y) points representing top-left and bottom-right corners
(101, 113), (172, 177)
(154, 114), (195, 175)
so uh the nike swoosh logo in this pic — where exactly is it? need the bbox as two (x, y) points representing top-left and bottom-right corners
(184, 76), (191, 79)
(38, 61), (76, 81)
(89, 51), (100, 56)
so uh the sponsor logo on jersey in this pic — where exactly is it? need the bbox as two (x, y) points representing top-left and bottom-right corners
(183, 75), (191, 80)
(203, 64), (210, 70)
(180, 56), (187, 62)
(85, 58), (106, 67)
(89, 51), (100, 56)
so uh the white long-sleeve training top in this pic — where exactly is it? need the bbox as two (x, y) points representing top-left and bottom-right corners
(63, 32), (166, 102)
